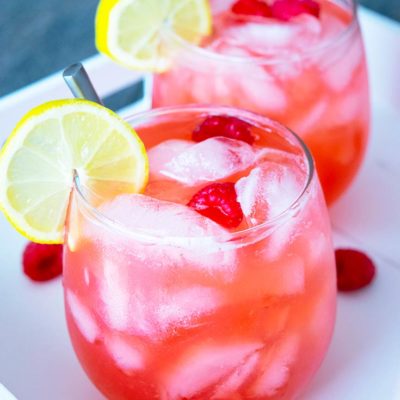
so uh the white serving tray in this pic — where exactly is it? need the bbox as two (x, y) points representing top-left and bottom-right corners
(1, 7), (400, 400)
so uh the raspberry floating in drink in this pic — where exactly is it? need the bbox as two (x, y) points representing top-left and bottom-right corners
(192, 115), (255, 144)
(231, 0), (272, 18)
(188, 182), (244, 228)
(271, 0), (320, 21)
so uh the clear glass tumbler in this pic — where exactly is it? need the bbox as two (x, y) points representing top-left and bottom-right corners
(153, 0), (370, 204)
(64, 105), (336, 400)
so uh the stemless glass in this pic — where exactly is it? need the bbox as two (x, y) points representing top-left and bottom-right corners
(153, 0), (370, 204)
(63, 105), (336, 400)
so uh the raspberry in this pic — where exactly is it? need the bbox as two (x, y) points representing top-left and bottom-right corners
(335, 249), (376, 292)
(231, 0), (272, 18)
(188, 183), (244, 228)
(271, 0), (320, 21)
(22, 242), (63, 282)
(192, 115), (255, 145)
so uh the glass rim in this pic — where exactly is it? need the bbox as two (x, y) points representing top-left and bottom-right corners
(163, 0), (358, 66)
(73, 104), (315, 245)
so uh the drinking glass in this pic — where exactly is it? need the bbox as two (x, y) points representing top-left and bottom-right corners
(153, 0), (370, 204)
(64, 105), (336, 400)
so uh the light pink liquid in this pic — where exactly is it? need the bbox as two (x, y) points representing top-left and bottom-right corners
(64, 107), (336, 399)
(153, 0), (370, 204)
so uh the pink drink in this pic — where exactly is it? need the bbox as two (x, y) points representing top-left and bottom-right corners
(64, 106), (336, 399)
(152, 0), (370, 204)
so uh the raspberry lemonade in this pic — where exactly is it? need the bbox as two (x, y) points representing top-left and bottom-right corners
(148, 0), (370, 204)
(62, 105), (336, 399)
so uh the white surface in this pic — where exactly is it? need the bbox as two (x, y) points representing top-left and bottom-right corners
(0, 7), (400, 400)
(0, 384), (18, 400)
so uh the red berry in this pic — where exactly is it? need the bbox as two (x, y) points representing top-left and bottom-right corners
(22, 242), (63, 282)
(192, 115), (255, 145)
(231, 0), (272, 18)
(271, 0), (320, 21)
(188, 182), (244, 229)
(335, 249), (376, 292)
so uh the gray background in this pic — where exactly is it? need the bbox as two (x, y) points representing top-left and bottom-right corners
(0, 0), (398, 98)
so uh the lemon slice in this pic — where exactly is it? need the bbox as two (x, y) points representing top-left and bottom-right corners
(95, 0), (212, 72)
(0, 99), (148, 244)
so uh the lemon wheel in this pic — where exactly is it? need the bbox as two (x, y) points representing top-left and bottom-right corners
(95, 0), (212, 71)
(0, 99), (148, 243)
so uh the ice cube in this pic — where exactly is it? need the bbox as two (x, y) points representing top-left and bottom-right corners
(190, 46), (234, 104)
(256, 164), (310, 262)
(257, 164), (303, 218)
(99, 194), (234, 257)
(156, 286), (223, 332)
(159, 137), (255, 185)
(66, 291), (99, 343)
(163, 342), (262, 399)
(218, 15), (320, 83)
(102, 268), (223, 337)
(223, 22), (297, 52)
(236, 167), (262, 221)
(223, 15), (320, 54)
(101, 260), (155, 336)
(291, 14), (322, 46)
(323, 39), (363, 92)
(235, 160), (303, 224)
(213, 44), (288, 114)
(102, 194), (215, 237)
(249, 335), (299, 397)
(212, 352), (260, 398)
(100, 260), (129, 332)
(237, 68), (287, 115)
(189, 41), (287, 114)
(105, 335), (145, 373)
(148, 139), (194, 180)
